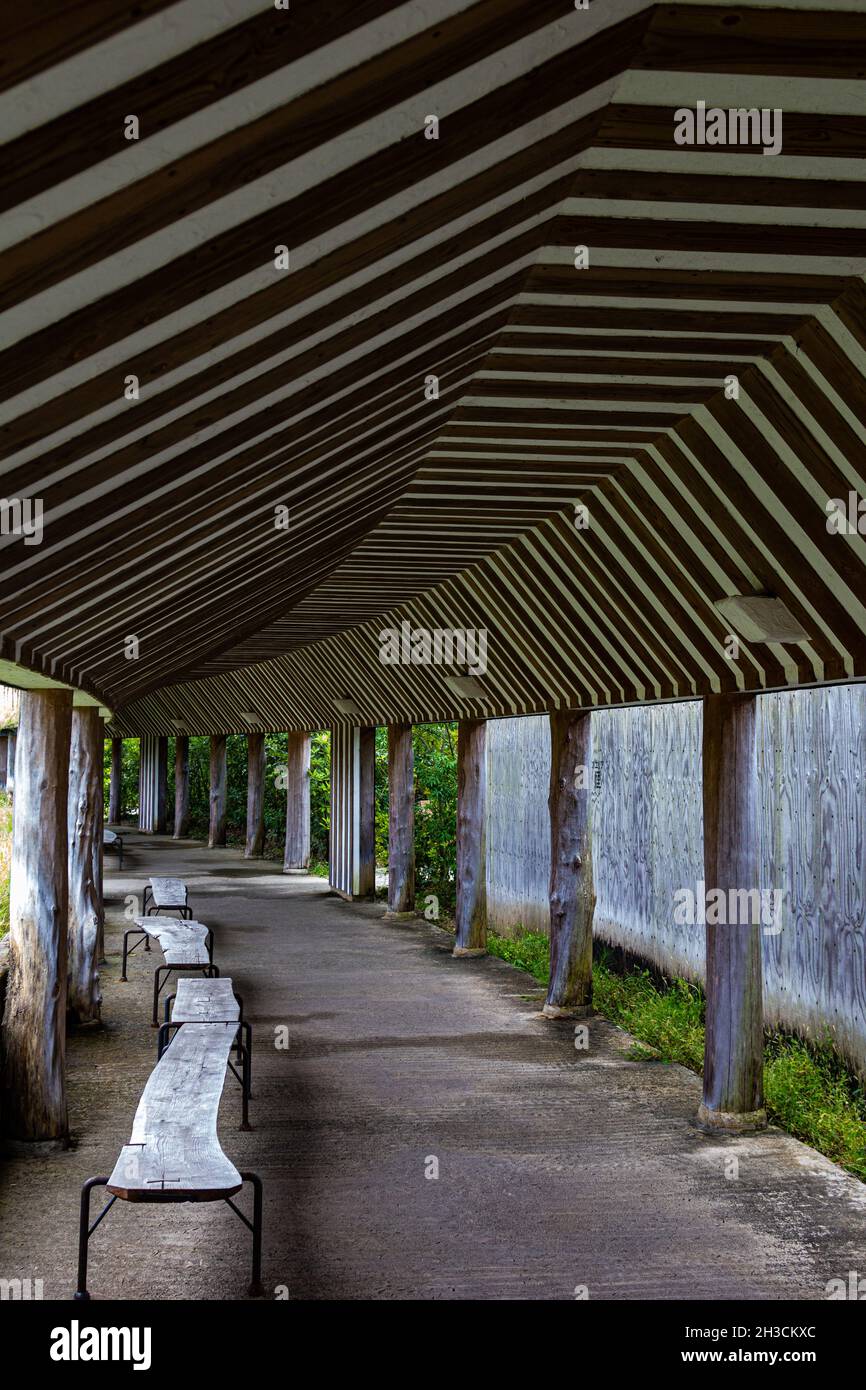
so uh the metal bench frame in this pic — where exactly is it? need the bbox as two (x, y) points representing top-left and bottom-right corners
(120, 921), (218, 1025)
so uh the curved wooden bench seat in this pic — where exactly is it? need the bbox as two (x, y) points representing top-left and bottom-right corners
(75, 1023), (264, 1299)
(142, 875), (191, 918)
(159, 977), (253, 1130)
(120, 916), (218, 1025)
(102, 828), (124, 869)
(109, 1023), (241, 1200)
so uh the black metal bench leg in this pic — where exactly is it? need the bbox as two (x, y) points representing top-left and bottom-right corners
(74, 1177), (114, 1300)
(241, 1173), (264, 1298)
(157, 1021), (181, 1061)
(121, 928), (145, 981)
(152, 966), (171, 1026)
(164, 992), (176, 1024)
(242, 1020), (253, 1099)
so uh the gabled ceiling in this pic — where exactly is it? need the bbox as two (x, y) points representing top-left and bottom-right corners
(1, 0), (866, 733)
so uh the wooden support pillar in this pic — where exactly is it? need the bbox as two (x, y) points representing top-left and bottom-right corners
(245, 732), (266, 858)
(208, 735), (227, 848)
(6, 731), (15, 790)
(284, 731), (311, 872)
(108, 736), (123, 824)
(357, 726), (376, 899)
(385, 723), (414, 918)
(67, 707), (103, 1027)
(453, 718), (487, 955)
(699, 693), (766, 1132)
(173, 735), (190, 838)
(155, 735), (168, 834)
(544, 709), (594, 1016)
(1, 688), (73, 1142)
(0, 733), (8, 791)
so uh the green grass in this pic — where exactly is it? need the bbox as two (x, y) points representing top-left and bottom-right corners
(0, 791), (12, 939)
(486, 928), (866, 1181)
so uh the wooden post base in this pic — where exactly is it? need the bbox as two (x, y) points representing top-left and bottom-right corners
(383, 909), (415, 921)
(452, 945), (486, 958)
(696, 1103), (767, 1134)
(541, 1002), (593, 1020)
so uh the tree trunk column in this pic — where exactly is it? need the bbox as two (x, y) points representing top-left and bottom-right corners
(385, 723), (414, 918)
(208, 735), (227, 848)
(67, 707), (103, 1027)
(0, 733), (8, 791)
(284, 731), (311, 872)
(245, 732), (266, 858)
(358, 727), (376, 899)
(173, 736), (190, 838)
(1, 688), (73, 1142)
(155, 735), (168, 834)
(108, 736), (123, 824)
(454, 719), (487, 955)
(699, 693), (766, 1132)
(544, 709), (594, 1016)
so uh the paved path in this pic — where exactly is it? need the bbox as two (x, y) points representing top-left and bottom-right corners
(2, 831), (865, 1300)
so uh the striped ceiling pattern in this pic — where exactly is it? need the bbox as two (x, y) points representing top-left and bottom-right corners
(1, 0), (866, 734)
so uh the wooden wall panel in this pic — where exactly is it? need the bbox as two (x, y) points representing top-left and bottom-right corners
(487, 691), (866, 1075)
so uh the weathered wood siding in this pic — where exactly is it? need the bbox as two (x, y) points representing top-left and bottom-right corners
(486, 689), (866, 1074)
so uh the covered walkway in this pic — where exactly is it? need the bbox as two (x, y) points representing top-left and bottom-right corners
(2, 832), (864, 1301)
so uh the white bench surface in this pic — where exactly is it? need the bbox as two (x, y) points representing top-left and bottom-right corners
(103, 829), (119, 845)
(107, 1022), (241, 1200)
(173, 977), (239, 1023)
(149, 876), (188, 905)
(133, 917), (210, 967)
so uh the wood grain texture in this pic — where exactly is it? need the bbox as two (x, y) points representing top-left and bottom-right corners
(545, 711), (593, 1015)
(133, 917), (210, 968)
(67, 706), (103, 1025)
(358, 726), (376, 900)
(208, 735), (227, 848)
(172, 977), (239, 1024)
(701, 694), (765, 1125)
(244, 732), (265, 859)
(108, 736), (123, 824)
(454, 719), (487, 954)
(173, 735), (190, 839)
(387, 724), (415, 916)
(1, 688), (73, 1141)
(283, 731), (310, 872)
(107, 1021), (241, 1200)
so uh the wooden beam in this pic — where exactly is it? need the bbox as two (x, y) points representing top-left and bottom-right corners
(155, 735), (168, 835)
(0, 688), (73, 1142)
(173, 735), (190, 839)
(358, 726), (376, 900)
(385, 723), (414, 918)
(699, 693), (766, 1132)
(544, 710), (594, 1016)
(67, 707), (103, 1027)
(283, 731), (310, 873)
(208, 735), (227, 849)
(454, 719), (487, 956)
(108, 736), (123, 824)
(245, 732), (266, 859)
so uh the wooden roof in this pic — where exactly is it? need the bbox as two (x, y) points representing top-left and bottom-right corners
(2, 0), (866, 733)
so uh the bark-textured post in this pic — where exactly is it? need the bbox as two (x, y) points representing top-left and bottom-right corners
(453, 719), (487, 955)
(173, 736), (190, 838)
(154, 735), (168, 833)
(544, 709), (594, 1016)
(208, 735), (227, 848)
(699, 693), (766, 1131)
(284, 731), (311, 872)
(357, 726), (376, 899)
(1, 688), (73, 1142)
(0, 733), (8, 791)
(108, 736), (123, 824)
(67, 707), (103, 1026)
(245, 732), (266, 858)
(385, 723), (414, 917)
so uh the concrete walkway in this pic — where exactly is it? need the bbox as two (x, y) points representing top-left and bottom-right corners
(2, 829), (866, 1300)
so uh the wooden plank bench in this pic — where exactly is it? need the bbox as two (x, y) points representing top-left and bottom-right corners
(158, 977), (253, 1131)
(74, 1021), (263, 1299)
(103, 828), (124, 869)
(142, 875), (192, 918)
(120, 916), (217, 1026)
